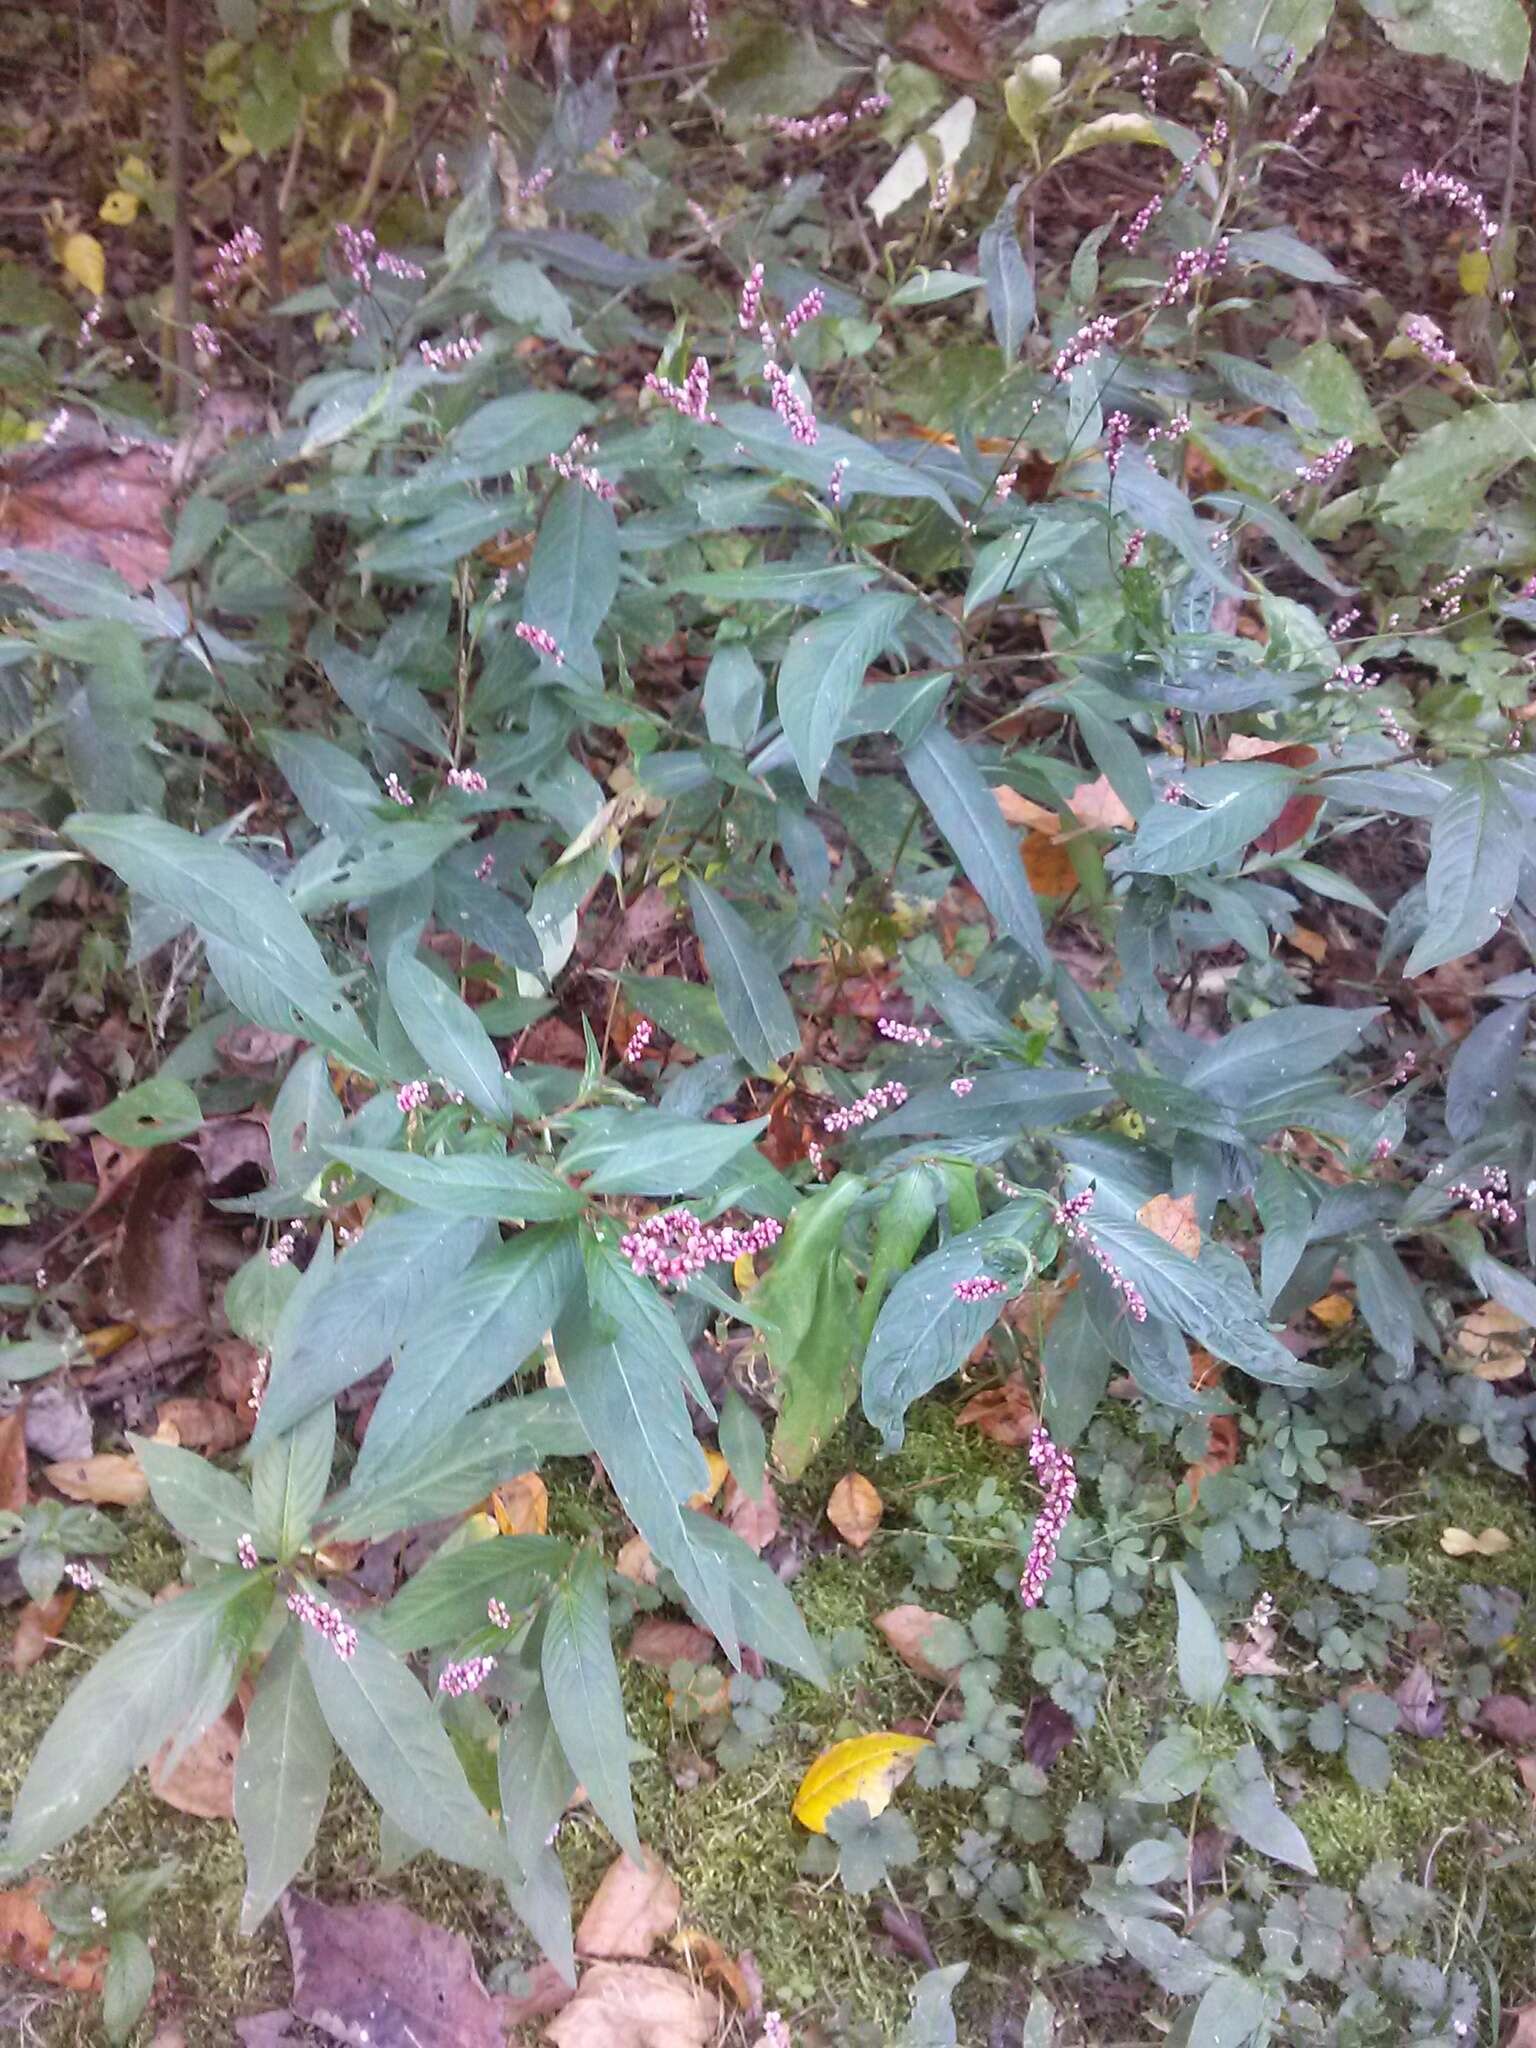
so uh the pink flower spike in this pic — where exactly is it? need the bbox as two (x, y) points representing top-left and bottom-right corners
(396, 1078), (431, 1114)
(782, 288), (825, 337)
(236, 1533), (259, 1571)
(877, 1016), (936, 1047)
(439, 1654), (496, 1698)
(65, 1561), (98, 1591)
(487, 1598), (512, 1629)
(739, 263), (765, 331)
(950, 1076), (974, 1097)
(953, 1274), (1006, 1303)
(515, 621), (564, 665)
(623, 1019), (653, 1065)
(384, 772), (413, 807)
(287, 1588), (358, 1660)
(1019, 1425), (1077, 1607)
(446, 767), (488, 794)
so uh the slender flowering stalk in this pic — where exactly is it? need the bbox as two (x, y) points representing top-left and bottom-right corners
(474, 850), (496, 882)
(1054, 1186), (1148, 1321)
(765, 93), (888, 142)
(645, 354), (714, 421)
(1175, 118), (1228, 193)
(1294, 437), (1353, 489)
(446, 767), (488, 793)
(191, 320), (221, 359)
(1401, 313), (1458, 368)
(549, 432), (616, 499)
(1158, 237), (1231, 307)
(953, 1274), (1006, 1303)
(396, 1078), (432, 1114)
(1147, 410), (1189, 444)
(287, 1589), (358, 1660)
(1120, 194), (1162, 253)
(1121, 529), (1147, 568)
(1400, 167), (1494, 248)
(1287, 105), (1321, 145)
(419, 332), (483, 370)
(1050, 314), (1117, 383)
(515, 621), (564, 665)
(268, 1231), (297, 1268)
(689, 0), (709, 42)
(763, 361), (819, 445)
(236, 1533), (259, 1571)
(1447, 1165), (1517, 1226)
(828, 457), (849, 508)
(384, 773), (413, 806)
(823, 1079), (907, 1134)
(950, 1076), (974, 1097)
(994, 469), (1018, 499)
(621, 1208), (783, 1287)
(65, 1561), (98, 1592)
(755, 2015), (792, 2048)
(487, 1598), (512, 1629)
(738, 262), (765, 331)
(1019, 1426), (1077, 1607)
(439, 1655), (496, 1698)
(877, 1016), (938, 1047)
(623, 1018), (653, 1064)
(1104, 410), (1132, 477)
(207, 226), (262, 307)
(374, 248), (426, 282)
(335, 222), (377, 289)
(782, 288), (824, 338)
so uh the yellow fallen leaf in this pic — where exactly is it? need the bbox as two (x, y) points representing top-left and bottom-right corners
(1053, 112), (1171, 164)
(791, 1732), (931, 1833)
(1137, 1192), (1201, 1260)
(98, 190), (139, 226)
(1288, 925), (1328, 964)
(1022, 831), (1077, 896)
(60, 231), (105, 298)
(1309, 1293), (1354, 1329)
(732, 1251), (757, 1292)
(492, 1472), (548, 1535)
(826, 1471), (883, 1548)
(43, 1452), (146, 1506)
(82, 1322), (136, 1360)
(687, 1449), (729, 1511)
(1452, 1300), (1532, 1381)
(1440, 1526), (1512, 1557)
(1459, 248), (1491, 297)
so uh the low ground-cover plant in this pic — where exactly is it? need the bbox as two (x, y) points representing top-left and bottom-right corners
(3, 0), (1536, 2037)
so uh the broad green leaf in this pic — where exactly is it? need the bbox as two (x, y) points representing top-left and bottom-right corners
(449, 390), (593, 475)
(903, 726), (1049, 973)
(236, 1628), (334, 1932)
(375, 1534), (570, 1652)
(353, 1229), (582, 1480)
(129, 1434), (255, 1562)
(855, 1169), (939, 1351)
(752, 1175), (866, 1480)
(1114, 767), (1295, 875)
(326, 1144), (581, 1221)
(686, 879), (799, 1075)
(302, 1615), (504, 1873)
(251, 1403), (336, 1560)
(1402, 761), (1522, 975)
(317, 636), (449, 759)
(541, 1549), (641, 1861)
(523, 479), (619, 668)
(264, 730), (382, 839)
(978, 185), (1035, 357)
(1445, 998), (1529, 1142)
(1183, 1004), (1383, 1103)
(1376, 402), (1536, 534)
(964, 510), (1094, 615)
(718, 1386), (768, 1502)
(498, 1683), (577, 1874)
(328, 1392), (586, 1542)
(1188, 1975), (1271, 2048)
(1041, 1286), (1113, 1447)
(1256, 1155), (1313, 1310)
(682, 1514), (826, 1683)
(555, 1253), (735, 1652)
(1170, 1567), (1227, 1708)
(702, 644), (765, 751)
(1359, 0), (1527, 81)
(777, 594), (912, 800)
(558, 1107), (766, 1196)
(91, 1077), (202, 1148)
(0, 1574), (271, 1869)
(386, 943), (518, 1123)
(256, 1209), (483, 1437)
(863, 1204), (1054, 1449)
(1210, 1748), (1316, 1873)
(102, 1931), (156, 2047)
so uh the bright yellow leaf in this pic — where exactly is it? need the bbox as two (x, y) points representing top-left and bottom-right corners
(60, 231), (105, 298)
(98, 190), (139, 226)
(791, 1732), (931, 1833)
(82, 1321), (136, 1360)
(687, 1449), (729, 1510)
(732, 1251), (757, 1292)
(1309, 1293), (1354, 1330)
(1459, 249), (1491, 298)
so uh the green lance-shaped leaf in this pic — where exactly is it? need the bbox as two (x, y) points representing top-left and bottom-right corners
(386, 941), (524, 1123)
(375, 1534), (570, 1653)
(855, 1169), (940, 1351)
(130, 1433), (257, 1562)
(751, 1174), (865, 1481)
(541, 1548), (642, 1862)
(680, 1514), (826, 1684)
(326, 1144), (582, 1222)
(1170, 1566), (1227, 1709)
(686, 878), (800, 1075)
(902, 725), (1049, 974)
(251, 1402), (336, 1560)
(776, 592), (912, 799)
(1112, 764), (1296, 875)
(1403, 760), (1523, 976)
(236, 1627), (334, 1932)
(717, 1386), (767, 1503)
(102, 1931), (156, 2047)
(91, 1077), (203, 1148)
(978, 183), (1035, 357)
(523, 478), (620, 670)
(557, 1107), (767, 1196)
(499, 1683), (578, 1878)
(1182, 1003), (1384, 1104)
(0, 1574), (272, 1871)
(301, 1612), (504, 1874)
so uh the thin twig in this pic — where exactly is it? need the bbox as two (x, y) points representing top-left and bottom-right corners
(164, 0), (195, 412)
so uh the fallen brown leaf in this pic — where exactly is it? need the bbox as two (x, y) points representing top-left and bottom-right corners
(116, 1146), (206, 1335)
(1184, 1413), (1240, 1505)
(876, 1605), (963, 1682)
(616, 1535), (657, 1586)
(0, 1882), (105, 1992)
(576, 1851), (681, 1961)
(44, 1450), (147, 1506)
(0, 434), (173, 588)
(721, 1473), (780, 1554)
(1065, 774), (1133, 833)
(544, 1961), (719, 2048)
(0, 1408), (27, 1514)
(992, 787), (1059, 834)
(667, 1928), (750, 2009)
(1022, 831), (1077, 896)
(149, 1695), (245, 1818)
(282, 1892), (504, 2048)
(492, 1472), (549, 1535)
(956, 1375), (1036, 1446)
(1137, 1192), (1201, 1259)
(826, 1472), (882, 1549)
(155, 1397), (242, 1454)
(627, 1618), (716, 1670)
(685, 1449), (729, 1510)
(495, 1960), (577, 2031)
(1452, 1300), (1532, 1381)
(10, 1587), (76, 1673)
(1288, 925), (1328, 964)
(1226, 1620), (1288, 1677)
(1474, 1695), (1536, 1748)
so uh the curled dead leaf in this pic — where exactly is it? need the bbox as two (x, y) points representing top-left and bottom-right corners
(627, 1618), (715, 1670)
(876, 1605), (963, 1682)
(44, 1450), (147, 1506)
(492, 1472), (549, 1535)
(155, 1397), (242, 1454)
(616, 1534), (657, 1586)
(826, 1471), (883, 1549)
(721, 1473), (780, 1554)
(544, 1960), (719, 2048)
(956, 1375), (1036, 1446)
(1065, 774), (1133, 833)
(1452, 1301), (1532, 1381)
(149, 1691), (247, 1818)
(0, 1882), (105, 1993)
(575, 1850), (681, 1960)
(10, 1587), (77, 1673)
(0, 1408), (27, 1515)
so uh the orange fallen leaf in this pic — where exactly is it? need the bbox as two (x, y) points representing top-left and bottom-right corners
(155, 1397), (242, 1453)
(668, 1927), (751, 2008)
(1452, 1300), (1532, 1381)
(44, 1451), (147, 1506)
(1309, 1293), (1354, 1330)
(0, 1409), (27, 1515)
(686, 1449), (729, 1510)
(876, 1605), (964, 1682)
(0, 1883), (105, 1993)
(576, 1849), (681, 1960)
(956, 1375), (1037, 1445)
(492, 1472), (549, 1535)
(1065, 774), (1133, 833)
(10, 1587), (76, 1673)
(627, 1618), (716, 1670)
(826, 1472), (883, 1549)
(992, 787), (1060, 834)
(82, 1321), (136, 1361)
(1137, 1192), (1201, 1259)
(1184, 1413), (1240, 1506)
(616, 1534), (657, 1586)
(722, 1473), (780, 1554)
(1288, 924), (1328, 963)
(1022, 831), (1077, 896)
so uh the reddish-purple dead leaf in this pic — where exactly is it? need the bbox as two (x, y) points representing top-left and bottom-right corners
(1394, 1664), (1446, 1739)
(1474, 1695), (1536, 1748)
(280, 1892), (504, 2048)
(1021, 1697), (1075, 1771)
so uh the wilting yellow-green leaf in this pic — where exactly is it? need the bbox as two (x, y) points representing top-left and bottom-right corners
(60, 231), (105, 297)
(1459, 248), (1492, 297)
(1053, 113), (1171, 165)
(99, 190), (139, 226)
(791, 1732), (930, 1833)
